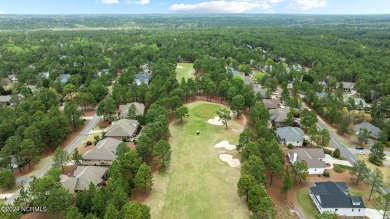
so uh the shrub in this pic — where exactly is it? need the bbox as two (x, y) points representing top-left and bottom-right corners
(323, 170), (330, 177)
(287, 144), (294, 149)
(303, 139), (308, 147)
(93, 135), (100, 145)
(332, 149), (340, 158)
(323, 149), (332, 154)
(333, 165), (344, 173)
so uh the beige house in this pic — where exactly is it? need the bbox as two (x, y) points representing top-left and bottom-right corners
(118, 102), (145, 118)
(269, 108), (290, 127)
(288, 148), (326, 174)
(60, 166), (108, 194)
(263, 99), (280, 109)
(105, 119), (140, 141)
(82, 138), (123, 166)
(0, 95), (11, 106)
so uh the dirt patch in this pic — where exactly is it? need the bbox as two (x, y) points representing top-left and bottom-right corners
(99, 120), (110, 129)
(129, 188), (151, 202)
(82, 109), (96, 116)
(128, 142), (136, 150)
(13, 164), (36, 178)
(79, 144), (94, 155)
(62, 165), (77, 175)
(20, 212), (50, 219)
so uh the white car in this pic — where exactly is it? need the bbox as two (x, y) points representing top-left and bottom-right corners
(357, 150), (365, 155)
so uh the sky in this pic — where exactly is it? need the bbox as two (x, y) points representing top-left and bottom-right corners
(0, 0), (389, 14)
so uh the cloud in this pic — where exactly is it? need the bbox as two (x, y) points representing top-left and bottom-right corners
(0, 11), (5, 14)
(127, 0), (150, 5)
(287, 0), (326, 10)
(170, 1), (280, 13)
(101, 0), (119, 4)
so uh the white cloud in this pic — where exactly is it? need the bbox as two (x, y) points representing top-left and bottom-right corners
(0, 11), (5, 14)
(127, 0), (150, 5)
(101, 0), (119, 4)
(170, 1), (279, 13)
(287, 0), (326, 10)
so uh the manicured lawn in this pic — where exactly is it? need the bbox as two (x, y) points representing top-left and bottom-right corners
(144, 101), (248, 219)
(296, 188), (318, 219)
(0, 199), (5, 204)
(333, 164), (354, 173)
(176, 63), (195, 82)
(358, 155), (390, 187)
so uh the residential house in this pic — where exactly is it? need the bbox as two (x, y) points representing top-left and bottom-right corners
(60, 166), (108, 194)
(310, 182), (366, 217)
(342, 82), (355, 92)
(59, 74), (71, 84)
(8, 74), (18, 83)
(253, 85), (268, 98)
(105, 119), (140, 141)
(0, 95), (11, 106)
(82, 138), (123, 166)
(97, 69), (109, 77)
(226, 67), (241, 77)
(263, 99), (281, 109)
(118, 102), (145, 118)
(269, 108), (290, 127)
(288, 148), (326, 174)
(343, 97), (367, 109)
(316, 92), (327, 99)
(276, 126), (304, 146)
(287, 81), (293, 89)
(134, 73), (151, 85)
(353, 122), (381, 139)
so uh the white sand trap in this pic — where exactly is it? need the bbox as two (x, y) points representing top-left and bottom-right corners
(207, 116), (224, 126)
(176, 66), (184, 69)
(219, 154), (241, 167)
(215, 140), (236, 150)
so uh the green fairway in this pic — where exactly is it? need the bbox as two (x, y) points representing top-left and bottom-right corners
(176, 63), (196, 82)
(144, 101), (248, 219)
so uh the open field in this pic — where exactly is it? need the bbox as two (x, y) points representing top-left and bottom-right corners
(357, 155), (390, 187)
(143, 101), (249, 219)
(296, 188), (318, 219)
(176, 63), (196, 82)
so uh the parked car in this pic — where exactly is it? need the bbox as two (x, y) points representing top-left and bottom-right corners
(355, 146), (364, 150)
(357, 150), (365, 155)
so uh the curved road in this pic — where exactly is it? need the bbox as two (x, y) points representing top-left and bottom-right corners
(5, 115), (101, 205)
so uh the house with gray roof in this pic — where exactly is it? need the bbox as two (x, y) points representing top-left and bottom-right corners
(269, 108), (290, 127)
(310, 182), (366, 217)
(8, 74), (18, 83)
(343, 97), (367, 109)
(253, 85), (268, 98)
(105, 119), (140, 141)
(97, 69), (109, 77)
(0, 95), (11, 106)
(342, 82), (355, 92)
(59, 74), (71, 84)
(288, 148), (326, 174)
(353, 122), (381, 139)
(134, 73), (151, 85)
(276, 126), (304, 146)
(82, 138), (123, 166)
(60, 166), (108, 194)
(118, 102), (145, 118)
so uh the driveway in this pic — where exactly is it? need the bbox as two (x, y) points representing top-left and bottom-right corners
(365, 208), (384, 219)
(323, 154), (353, 169)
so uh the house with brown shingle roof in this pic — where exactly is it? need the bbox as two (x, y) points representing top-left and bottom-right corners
(60, 166), (108, 194)
(288, 148), (326, 174)
(82, 138), (123, 166)
(105, 119), (140, 141)
(269, 108), (290, 127)
(118, 102), (145, 119)
(262, 99), (280, 109)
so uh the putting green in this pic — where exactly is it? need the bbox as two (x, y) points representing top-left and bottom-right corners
(144, 101), (248, 219)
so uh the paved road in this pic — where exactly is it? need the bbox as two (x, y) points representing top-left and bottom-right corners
(5, 115), (101, 205)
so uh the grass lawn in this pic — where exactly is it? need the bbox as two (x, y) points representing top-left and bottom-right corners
(143, 101), (249, 219)
(296, 188), (318, 219)
(0, 199), (5, 204)
(357, 155), (390, 187)
(176, 63), (195, 82)
(333, 164), (354, 173)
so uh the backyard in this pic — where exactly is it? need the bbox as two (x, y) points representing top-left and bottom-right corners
(143, 101), (248, 219)
(176, 63), (196, 82)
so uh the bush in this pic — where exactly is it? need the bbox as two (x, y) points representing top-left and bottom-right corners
(303, 139), (308, 147)
(323, 170), (330, 177)
(287, 144), (294, 149)
(332, 149), (340, 158)
(333, 165), (344, 173)
(369, 157), (383, 166)
(323, 149), (332, 154)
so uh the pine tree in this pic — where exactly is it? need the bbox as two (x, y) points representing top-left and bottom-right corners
(280, 167), (293, 199)
(134, 163), (153, 192)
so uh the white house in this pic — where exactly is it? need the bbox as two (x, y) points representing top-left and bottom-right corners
(310, 182), (366, 217)
(276, 126), (304, 146)
(288, 148), (326, 174)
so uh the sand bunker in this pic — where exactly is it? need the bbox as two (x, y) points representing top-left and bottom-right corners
(176, 66), (184, 69)
(215, 140), (236, 150)
(219, 154), (240, 167)
(207, 116), (224, 126)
